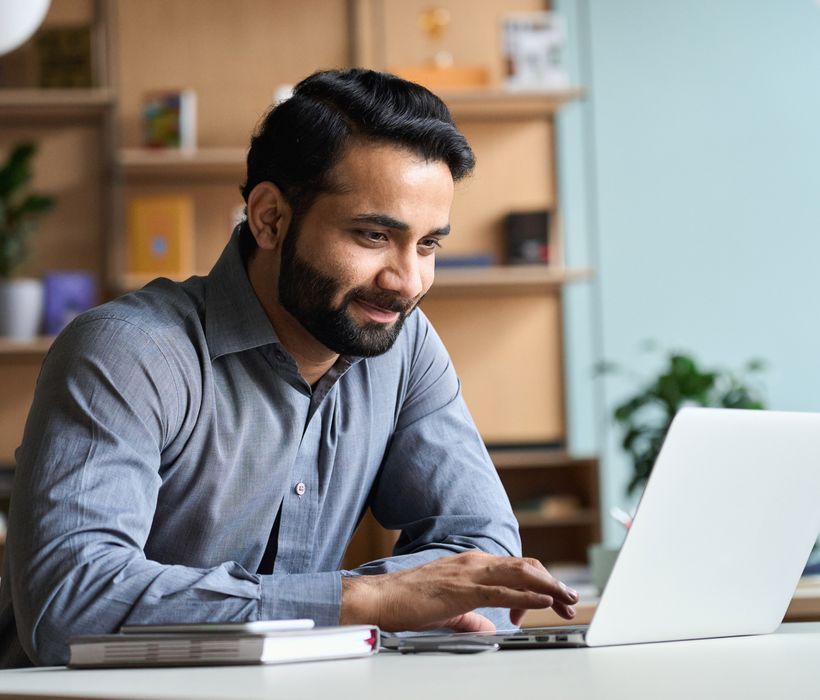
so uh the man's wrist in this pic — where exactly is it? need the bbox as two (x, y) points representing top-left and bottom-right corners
(340, 574), (382, 626)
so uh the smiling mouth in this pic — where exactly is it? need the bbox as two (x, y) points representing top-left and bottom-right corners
(353, 298), (401, 324)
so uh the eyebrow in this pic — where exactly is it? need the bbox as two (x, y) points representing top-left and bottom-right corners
(351, 213), (450, 237)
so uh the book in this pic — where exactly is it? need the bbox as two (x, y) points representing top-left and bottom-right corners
(68, 624), (380, 668)
(35, 26), (94, 88)
(435, 253), (496, 268)
(126, 195), (195, 277)
(120, 619), (315, 635)
(142, 89), (197, 150)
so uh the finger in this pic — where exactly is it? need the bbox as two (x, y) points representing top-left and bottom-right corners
(509, 608), (526, 626)
(522, 558), (579, 605)
(445, 612), (496, 633)
(479, 559), (577, 604)
(476, 585), (554, 611)
(550, 600), (577, 620)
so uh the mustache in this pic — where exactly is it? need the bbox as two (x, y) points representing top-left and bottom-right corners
(346, 288), (421, 315)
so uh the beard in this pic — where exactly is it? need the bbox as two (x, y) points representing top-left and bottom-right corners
(277, 223), (422, 357)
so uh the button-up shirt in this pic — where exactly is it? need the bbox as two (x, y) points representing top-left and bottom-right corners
(0, 229), (521, 667)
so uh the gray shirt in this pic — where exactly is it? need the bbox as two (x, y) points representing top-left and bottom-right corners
(0, 230), (521, 667)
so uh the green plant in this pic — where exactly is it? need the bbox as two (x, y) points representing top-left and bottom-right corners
(0, 142), (55, 278)
(599, 346), (767, 496)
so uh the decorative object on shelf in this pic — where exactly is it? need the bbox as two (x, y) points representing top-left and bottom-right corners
(126, 195), (194, 278)
(0, 0), (51, 56)
(504, 210), (549, 264)
(42, 270), (96, 335)
(35, 25), (93, 88)
(0, 141), (55, 339)
(598, 344), (767, 496)
(502, 12), (569, 90)
(142, 89), (197, 150)
(390, 6), (489, 90)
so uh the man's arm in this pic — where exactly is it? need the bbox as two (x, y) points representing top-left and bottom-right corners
(338, 312), (578, 631)
(7, 316), (341, 666)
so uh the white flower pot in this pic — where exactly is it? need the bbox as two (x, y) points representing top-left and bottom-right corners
(0, 278), (44, 339)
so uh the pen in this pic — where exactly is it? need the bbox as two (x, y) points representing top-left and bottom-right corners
(395, 640), (500, 654)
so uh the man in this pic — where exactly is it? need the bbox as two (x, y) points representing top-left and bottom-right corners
(0, 69), (577, 667)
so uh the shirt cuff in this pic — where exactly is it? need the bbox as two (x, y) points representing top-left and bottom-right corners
(258, 571), (342, 626)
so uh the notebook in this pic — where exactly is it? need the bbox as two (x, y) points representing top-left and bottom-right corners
(385, 407), (820, 650)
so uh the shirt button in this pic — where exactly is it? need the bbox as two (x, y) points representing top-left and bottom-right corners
(295, 482), (306, 496)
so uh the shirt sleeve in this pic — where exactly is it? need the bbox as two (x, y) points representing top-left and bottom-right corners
(345, 312), (523, 629)
(7, 316), (341, 666)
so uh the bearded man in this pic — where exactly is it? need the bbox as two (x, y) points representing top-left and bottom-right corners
(0, 68), (577, 667)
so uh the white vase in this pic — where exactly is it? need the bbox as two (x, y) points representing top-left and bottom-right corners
(0, 278), (44, 339)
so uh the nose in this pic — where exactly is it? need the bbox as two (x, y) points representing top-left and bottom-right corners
(376, 248), (425, 300)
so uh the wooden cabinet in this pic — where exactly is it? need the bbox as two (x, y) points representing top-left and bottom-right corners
(0, 0), (599, 567)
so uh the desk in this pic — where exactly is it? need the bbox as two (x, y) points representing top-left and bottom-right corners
(0, 623), (819, 700)
(522, 575), (820, 627)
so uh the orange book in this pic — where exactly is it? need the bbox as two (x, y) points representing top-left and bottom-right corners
(126, 196), (194, 276)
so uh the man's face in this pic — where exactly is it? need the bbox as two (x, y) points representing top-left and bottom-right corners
(277, 143), (454, 357)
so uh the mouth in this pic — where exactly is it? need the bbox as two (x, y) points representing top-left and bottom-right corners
(352, 298), (402, 324)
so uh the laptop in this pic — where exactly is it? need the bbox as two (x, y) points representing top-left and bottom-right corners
(384, 407), (820, 650)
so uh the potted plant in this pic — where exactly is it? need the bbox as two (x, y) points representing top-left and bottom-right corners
(601, 346), (767, 496)
(0, 142), (55, 339)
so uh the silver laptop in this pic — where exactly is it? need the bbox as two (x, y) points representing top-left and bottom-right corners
(385, 407), (820, 650)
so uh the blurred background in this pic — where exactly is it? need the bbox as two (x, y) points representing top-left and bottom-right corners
(1, 0), (819, 580)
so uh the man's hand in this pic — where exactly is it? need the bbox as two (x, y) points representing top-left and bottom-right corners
(340, 551), (578, 632)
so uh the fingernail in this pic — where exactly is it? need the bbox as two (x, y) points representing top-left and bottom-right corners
(561, 583), (578, 600)
(567, 605), (576, 617)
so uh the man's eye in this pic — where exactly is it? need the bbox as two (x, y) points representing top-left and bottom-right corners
(419, 238), (442, 251)
(360, 230), (388, 243)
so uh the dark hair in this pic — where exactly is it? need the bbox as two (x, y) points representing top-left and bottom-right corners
(238, 68), (475, 255)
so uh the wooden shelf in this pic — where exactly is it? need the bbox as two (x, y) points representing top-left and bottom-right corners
(0, 336), (54, 357)
(439, 87), (583, 120)
(515, 508), (598, 528)
(489, 448), (598, 471)
(0, 89), (115, 120)
(119, 147), (247, 180)
(430, 265), (592, 296)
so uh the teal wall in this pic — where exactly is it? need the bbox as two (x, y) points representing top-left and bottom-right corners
(555, 0), (820, 542)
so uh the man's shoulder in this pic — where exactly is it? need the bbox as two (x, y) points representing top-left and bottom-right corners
(58, 277), (206, 362)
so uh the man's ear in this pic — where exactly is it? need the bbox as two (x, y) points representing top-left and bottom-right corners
(247, 181), (291, 250)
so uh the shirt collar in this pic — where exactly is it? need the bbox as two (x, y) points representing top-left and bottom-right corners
(205, 226), (280, 360)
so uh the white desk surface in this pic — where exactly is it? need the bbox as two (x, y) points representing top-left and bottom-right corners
(0, 623), (819, 700)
